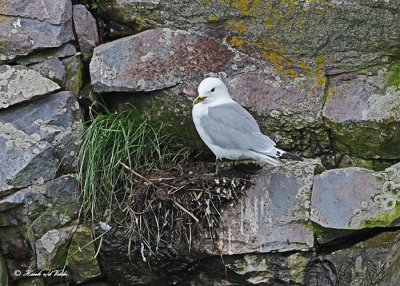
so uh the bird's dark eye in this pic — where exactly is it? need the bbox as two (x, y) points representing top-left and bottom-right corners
(211, 88), (215, 92)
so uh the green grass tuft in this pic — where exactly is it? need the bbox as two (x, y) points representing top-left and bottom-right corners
(77, 105), (188, 223)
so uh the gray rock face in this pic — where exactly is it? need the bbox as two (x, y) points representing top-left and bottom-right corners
(98, 0), (400, 73)
(90, 28), (236, 92)
(0, 175), (79, 234)
(0, 0), (74, 62)
(35, 225), (77, 270)
(29, 58), (66, 85)
(327, 231), (400, 285)
(311, 164), (400, 242)
(73, 5), (99, 58)
(196, 160), (318, 254)
(0, 65), (60, 109)
(0, 175), (79, 280)
(324, 72), (400, 160)
(16, 44), (77, 66)
(0, 91), (83, 194)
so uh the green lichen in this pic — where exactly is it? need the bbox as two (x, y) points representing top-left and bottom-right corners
(326, 119), (400, 160)
(385, 60), (400, 89)
(360, 203), (400, 228)
(287, 253), (308, 284)
(66, 225), (101, 283)
(63, 55), (84, 97)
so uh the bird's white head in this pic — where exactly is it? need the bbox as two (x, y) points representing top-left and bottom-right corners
(193, 77), (231, 105)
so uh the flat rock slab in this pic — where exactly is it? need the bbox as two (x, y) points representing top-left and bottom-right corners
(16, 44), (77, 66)
(311, 164), (400, 234)
(29, 58), (66, 85)
(196, 159), (319, 254)
(0, 65), (60, 109)
(0, 91), (83, 195)
(324, 73), (400, 159)
(90, 28), (235, 92)
(0, 0), (74, 62)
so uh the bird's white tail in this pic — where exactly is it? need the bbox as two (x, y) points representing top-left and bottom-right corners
(250, 151), (283, 166)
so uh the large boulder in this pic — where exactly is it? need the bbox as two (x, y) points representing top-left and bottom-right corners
(0, 91), (83, 195)
(0, 0), (74, 63)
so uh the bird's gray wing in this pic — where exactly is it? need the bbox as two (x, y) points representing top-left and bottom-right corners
(200, 102), (276, 151)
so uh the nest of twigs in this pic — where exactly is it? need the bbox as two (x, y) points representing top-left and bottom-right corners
(108, 161), (255, 254)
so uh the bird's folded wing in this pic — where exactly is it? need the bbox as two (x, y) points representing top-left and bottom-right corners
(200, 102), (276, 152)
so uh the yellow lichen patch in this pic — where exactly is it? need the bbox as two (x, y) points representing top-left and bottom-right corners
(234, 20), (246, 34)
(231, 0), (260, 16)
(265, 18), (273, 28)
(284, 69), (297, 78)
(230, 36), (245, 49)
(204, 0), (212, 6)
(208, 15), (219, 21)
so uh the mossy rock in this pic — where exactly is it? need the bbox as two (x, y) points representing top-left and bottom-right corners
(66, 225), (102, 284)
(326, 119), (400, 160)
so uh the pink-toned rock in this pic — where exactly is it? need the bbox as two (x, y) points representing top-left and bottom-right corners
(323, 73), (400, 159)
(90, 28), (235, 92)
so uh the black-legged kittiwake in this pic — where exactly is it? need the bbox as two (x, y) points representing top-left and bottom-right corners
(192, 77), (303, 168)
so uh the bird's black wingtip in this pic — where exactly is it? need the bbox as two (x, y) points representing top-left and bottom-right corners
(279, 152), (304, 161)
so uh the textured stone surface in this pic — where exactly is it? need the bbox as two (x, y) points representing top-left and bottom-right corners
(90, 28), (236, 92)
(0, 0), (74, 62)
(0, 175), (79, 236)
(67, 225), (102, 283)
(73, 5), (99, 58)
(16, 44), (77, 66)
(0, 65), (60, 109)
(195, 160), (318, 254)
(311, 164), (400, 240)
(324, 72), (400, 160)
(0, 91), (83, 194)
(29, 58), (66, 85)
(35, 225), (77, 270)
(0, 175), (79, 280)
(97, 0), (400, 73)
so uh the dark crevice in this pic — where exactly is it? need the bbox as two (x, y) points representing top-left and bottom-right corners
(314, 226), (400, 256)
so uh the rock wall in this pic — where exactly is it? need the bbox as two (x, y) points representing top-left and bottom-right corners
(0, 1), (104, 285)
(1, 0), (400, 285)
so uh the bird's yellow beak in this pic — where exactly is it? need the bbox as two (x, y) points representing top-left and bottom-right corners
(193, 96), (206, 105)
(193, 95), (206, 105)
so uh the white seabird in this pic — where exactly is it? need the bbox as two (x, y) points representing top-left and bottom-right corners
(192, 77), (303, 168)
